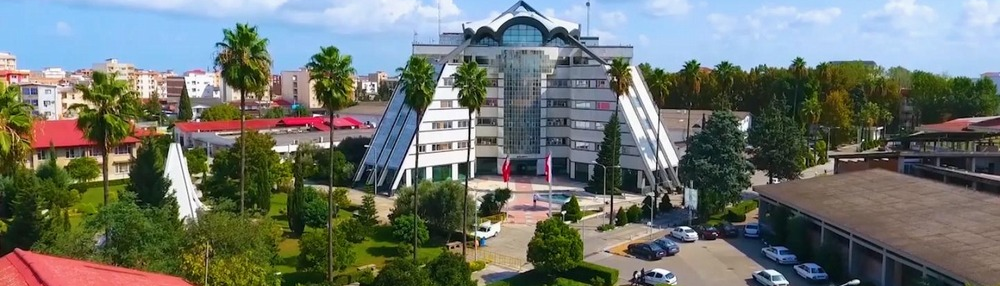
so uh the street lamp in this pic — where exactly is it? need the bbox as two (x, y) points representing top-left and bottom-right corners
(592, 161), (619, 226)
(838, 279), (861, 286)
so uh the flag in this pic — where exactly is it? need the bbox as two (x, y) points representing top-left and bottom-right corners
(544, 151), (552, 183)
(502, 156), (511, 182)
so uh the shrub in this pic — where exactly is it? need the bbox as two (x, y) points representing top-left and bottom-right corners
(724, 209), (746, 222)
(562, 262), (618, 286)
(469, 260), (487, 272)
(395, 243), (413, 258)
(596, 224), (615, 232)
(77, 203), (97, 215)
(626, 205), (642, 223)
(588, 277), (606, 286)
(732, 199), (758, 214)
(561, 195), (583, 222)
(658, 194), (672, 212)
(391, 214), (429, 245)
(339, 218), (369, 243)
(548, 278), (589, 286)
(614, 207), (628, 226)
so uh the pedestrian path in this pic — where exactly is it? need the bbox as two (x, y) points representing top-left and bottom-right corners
(504, 178), (555, 225)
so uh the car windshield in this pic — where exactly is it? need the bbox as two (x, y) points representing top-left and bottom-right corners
(477, 227), (489, 232)
(772, 274), (787, 282)
(684, 229), (696, 233)
(746, 224), (758, 229)
(655, 239), (674, 247)
(776, 249), (790, 255)
(705, 226), (717, 231)
(664, 273), (675, 279)
(812, 268), (825, 274)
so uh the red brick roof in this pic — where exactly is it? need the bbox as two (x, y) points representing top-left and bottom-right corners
(32, 120), (154, 149)
(272, 99), (293, 106)
(174, 116), (365, 133)
(0, 249), (194, 286)
(918, 116), (1000, 133)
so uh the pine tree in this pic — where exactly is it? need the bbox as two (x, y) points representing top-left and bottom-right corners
(588, 113), (622, 195)
(358, 193), (378, 226)
(3, 169), (45, 253)
(287, 150), (308, 236)
(678, 111), (754, 220)
(178, 83), (193, 121)
(35, 143), (71, 190)
(126, 137), (172, 208)
(561, 195), (582, 222)
(748, 101), (807, 182)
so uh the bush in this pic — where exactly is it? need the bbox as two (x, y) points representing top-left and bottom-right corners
(395, 243), (413, 258)
(339, 218), (369, 243)
(614, 207), (628, 227)
(596, 224), (615, 232)
(469, 260), (487, 272)
(626, 205), (642, 223)
(561, 195), (582, 222)
(391, 214), (429, 245)
(77, 203), (97, 215)
(658, 194), (672, 212)
(562, 262), (618, 286)
(548, 278), (590, 286)
(732, 200), (758, 214)
(724, 209), (747, 222)
(588, 277), (606, 286)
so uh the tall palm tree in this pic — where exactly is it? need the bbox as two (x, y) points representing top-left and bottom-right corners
(214, 23), (272, 216)
(606, 57), (632, 226)
(646, 68), (670, 207)
(398, 55), (436, 260)
(680, 60), (702, 141)
(453, 61), (488, 258)
(713, 61), (738, 110)
(0, 82), (34, 175)
(71, 71), (140, 206)
(790, 57), (808, 122)
(306, 45), (355, 282)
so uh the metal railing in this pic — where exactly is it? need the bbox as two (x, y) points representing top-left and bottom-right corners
(471, 249), (530, 271)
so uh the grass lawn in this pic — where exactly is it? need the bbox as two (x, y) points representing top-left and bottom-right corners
(353, 225), (445, 267)
(69, 184), (124, 227)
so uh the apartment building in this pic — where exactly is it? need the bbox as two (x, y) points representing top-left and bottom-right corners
(279, 69), (322, 109)
(58, 86), (88, 119)
(164, 76), (185, 98)
(133, 70), (165, 99)
(38, 67), (67, 79)
(0, 52), (15, 71)
(271, 74), (282, 97)
(20, 84), (62, 120)
(183, 69), (219, 98)
(0, 70), (29, 85)
(92, 58), (135, 82)
(26, 120), (155, 180)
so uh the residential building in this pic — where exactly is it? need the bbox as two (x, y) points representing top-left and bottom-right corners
(0, 70), (30, 85)
(20, 84), (62, 120)
(183, 69), (220, 98)
(0, 52), (15, 71)
(0, 249), (195, 286)
(355, 1), (680, 193)
(58, 86), (87, 119)
(38, 67), (67, 78)
(92, 58), (135, 82)
(219, 77), (273, 104)
(279, 69), (323, 109)
(134, 69), (164, 99)
(164, 75), (186, 98)
(174, 117), (370, 157)
(26, 120), (154, 180)
(367, 71), (388, 83)
(271, 74), (282, 97)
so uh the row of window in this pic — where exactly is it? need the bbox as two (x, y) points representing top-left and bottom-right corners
(442, 78), (612, 89)
(430, 120), (470, 130)
(37, 145), (133, 160)
(416, 141), (472, 153)
(478, 99), (614, 110)
(475, 117), (619, 129)
(475, 136), (637, 154)
(570, 141), (640, 155)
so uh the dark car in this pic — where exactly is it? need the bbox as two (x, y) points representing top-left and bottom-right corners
(693, 225), (719, 240)
(652, 237), (680, 256)
(716, 222), (739, 238)
(626, 242), (667, 260)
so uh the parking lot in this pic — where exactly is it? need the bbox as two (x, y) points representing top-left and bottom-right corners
(588, 231), (822, 286)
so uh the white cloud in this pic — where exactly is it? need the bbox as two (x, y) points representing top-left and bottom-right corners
(592, 28), (618, 44)
(638, 34), (650, 46)
(861, 0), (937, 37)
(706, 6), (841, 40)
(646, 0), (692, 17)
(55, 21), (73, 36)
(51, 0), (463, 34)
(600, 11), (627, 28)
(961, 0), (1000, 36)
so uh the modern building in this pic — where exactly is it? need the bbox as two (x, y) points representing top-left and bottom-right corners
(0, 52), (16, 71)
(134, 69), (165, 99)
(38, 67), (68, 79)
(0, 249), (195, 286)
(0, 70), (30, 85)
(755, 169), (1000, 286)
(279, 69), (322, 109)
(57, 86), (88, 119)
(27, 120), (154, 180)
(173, 117), (371, 157)
(183, 69), (220, 98)
(20, 84), (62, 120)
(354, 1), (680, 193)
(92, 58), (136, 82)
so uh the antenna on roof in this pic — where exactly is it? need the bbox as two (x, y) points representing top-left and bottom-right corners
(437, 0), (442, 39)
(586, 1), (591, 36)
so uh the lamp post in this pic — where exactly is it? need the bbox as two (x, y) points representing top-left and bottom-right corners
(592, 161), (619, 226)
(838, 279), (861, 286)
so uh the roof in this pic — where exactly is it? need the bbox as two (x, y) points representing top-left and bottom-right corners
(659, 109), (751, 134)
(755, 169), (1000, 286)
(464, 1), (579, 36)
(917, 116), (1000, 132)
(0, 249), (194, 286)
(174, 116), (366, 133)
(32, 120), (154, 149)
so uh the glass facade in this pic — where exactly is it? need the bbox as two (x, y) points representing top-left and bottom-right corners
(502, 24), (544, 46)
(500, 49), (552, 155)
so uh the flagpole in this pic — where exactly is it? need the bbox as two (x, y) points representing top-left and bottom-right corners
(546, 152), (553, 217)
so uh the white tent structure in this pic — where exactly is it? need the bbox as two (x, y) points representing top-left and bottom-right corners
(164, 142), (205, 222)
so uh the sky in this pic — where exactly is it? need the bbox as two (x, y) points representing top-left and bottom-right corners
(2, 0), (1000, 77)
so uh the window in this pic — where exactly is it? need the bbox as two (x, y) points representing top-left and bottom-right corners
(36, 151), (47, 160)
(477, 118), (497, 126)
(91, 147), (103, 156)
(547, 138), (568, 146)
(417, 145), (428, 153)
(546, 118), (567, 126)
(443, 77), (455, 87)
(114, 162), (130, 174)
(476, 137), (497, 145)
(501, 24), (543, 47)
(65, 148), (79, 158)
(457, 120), (470, 128)
(572, 141), (597, 151)
(431, 143), (452, 151)
(573, 101), (594, 109)
(548, 99), (569, 107)
(596, 102), (613, 110)
(440, 100), (453, 108)
(431, 121), (453, 129)
(114, 145), (130, 154)
(485, 98), (498, 106)
(573, 120), (591, 129)
(457, 141), (470, 149)
(596, 80), (608, 88)
(431, 165), (452, 181)
(622, 146), (640, 156)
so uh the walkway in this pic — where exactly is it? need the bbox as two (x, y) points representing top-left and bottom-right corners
(504, 177), (555, 225)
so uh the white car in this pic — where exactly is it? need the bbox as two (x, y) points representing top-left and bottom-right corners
(794, 263), (829, 282)
(744, 222), (760, 238)
(752, 269), (790, 286)
(638, 268), (677, 285)
(474, 221), (501, 239)
(670, 226), (699, 242)
(761, 246), (798, 264)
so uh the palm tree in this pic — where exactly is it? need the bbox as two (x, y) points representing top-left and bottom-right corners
(71, 71), (140, 206)
(0, 82), (34, 175)
(306, 45), (355, 282)
(213, 23), (272, 215)
(453, 61), (488, 258)
(790, 57), (808, 122)
(646, 68), (670, 204)
(801, 95), (822, 129)
(606, 57), (632, 226)
(680, 60), (702, 141)
(713, 61), (738, 110)
(398, 55), (436, 260)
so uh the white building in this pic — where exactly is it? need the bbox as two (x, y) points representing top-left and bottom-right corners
(134, 70), (164, 99)
(40, 67), (67, 79)
(92, 58), (135, 81)
(354, 1), (680, 193)
(20, 84), (62, 120)
(0, 52), (15, 71)
(280, 69), (321, 109)
(183, 70), (220, 98)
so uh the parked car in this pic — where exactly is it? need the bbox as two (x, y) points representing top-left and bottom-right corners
(693, 225), (720, 240)
(474, 221), (502, 239)
(652, 237), (680, 256)
(761, 246), (798, 264)
(716, 222), (739, 238)
(670, 226), (699, 242)
(627, 242), (667, 260)
(744, 222), (761, 238)
(637, 268), (677, 285)
(752, 269), (790, 286)
(794, 263), (829, 282)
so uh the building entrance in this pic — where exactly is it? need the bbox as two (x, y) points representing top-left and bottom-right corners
(511, 159), (538, 176)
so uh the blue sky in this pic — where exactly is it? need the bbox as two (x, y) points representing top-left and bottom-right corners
(2, 0), (998, 77)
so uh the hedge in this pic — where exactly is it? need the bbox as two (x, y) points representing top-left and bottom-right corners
(562, 262), (618, 286)
(70, 178), (130, 192)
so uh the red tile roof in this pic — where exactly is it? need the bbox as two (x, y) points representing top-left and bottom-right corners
(32, 120), (154, 149)
(174, 116), (366, 133)
(332, 117), (364, 128)
(918, 116), (1000, 133)
(0, 249), (194, 286)
(272, 99), (293, 106)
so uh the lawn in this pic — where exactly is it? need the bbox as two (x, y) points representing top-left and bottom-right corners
(69, 184), (124, 227)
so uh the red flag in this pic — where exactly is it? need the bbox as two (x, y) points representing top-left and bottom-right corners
(545, 152), (552, 183)
(502, 156), (511, 182)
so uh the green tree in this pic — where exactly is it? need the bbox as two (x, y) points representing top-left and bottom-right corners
(398, 55), (436, 260)
(184, 147), (208, 180)
(789, 57), (809, 122)
(371, 258), (432, 286)
(126, 136), (172, 208)
(214, 23), (273, 216)
(180, 211), (281, 285)
(820, 89), (853, 146)
(72, 70), (141, 206)
(205, 131), (287, 213)
(748, 102), (806, 182)
(588, 113), (621, 198)
(336, 136), (371, 167)
(357, 193), (378, 226)
(302, 195), (331, 229)
(311, 148), (354, 186)
(390, 181), (476, 239)
(0, 81), (35, 175)
(678, 111), (753, 219)
(454, 60), (488, 258)
(561, 195), (582, 222)
(35, 144), (71, 189)
(198, 104), (241, 121)
(615, 207), (628, 226)
(712, 61), (740, 110)
(526, 218), (584, 276)
(297, 227), (356, 273)
(606, 58), (632, 223)
(263, 107), (284, 118)
(391, 214), (429, 246)
(178, 85), (193, 121)
(288, 148), (310, 236)
(426, 251), (475, 286)
(65, 157), (101, 184)
(680, 60), (703, 140)
(3, 168), (46, 253)
(493, 187), (512, 210)
(626, 204), (642, 223)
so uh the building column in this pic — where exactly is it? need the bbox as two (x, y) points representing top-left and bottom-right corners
(848, 239), (856, 276)
(820, 224), (826, 245)
(403, 169), (412, 187)
(881, 251), (890, 286)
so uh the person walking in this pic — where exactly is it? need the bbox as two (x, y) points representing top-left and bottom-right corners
(631, 270), (640, 285)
